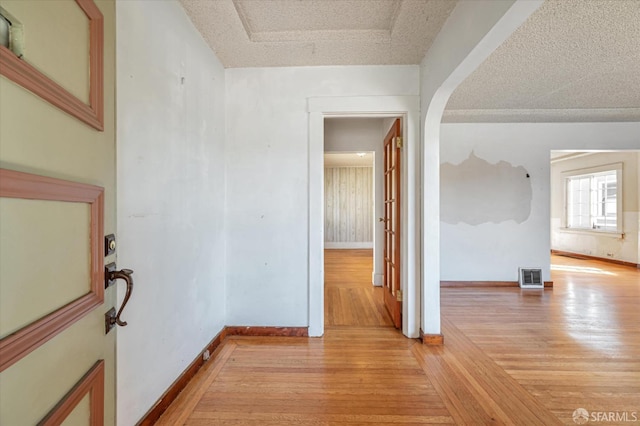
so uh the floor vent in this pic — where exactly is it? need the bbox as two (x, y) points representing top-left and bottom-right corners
(519, 268), (543, 288)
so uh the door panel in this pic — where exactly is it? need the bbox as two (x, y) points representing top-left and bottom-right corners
(0, 198), (91, 338)
(0, 0), (116, 424)
(60, 394), (91, 426)
(383, 119), (402, 329)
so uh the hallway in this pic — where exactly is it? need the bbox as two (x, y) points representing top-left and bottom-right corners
(324, 249), (392, 328)
(156, 255), (640, 425)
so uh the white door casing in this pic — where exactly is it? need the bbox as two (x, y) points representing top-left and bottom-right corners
(308, 96), (420, 338)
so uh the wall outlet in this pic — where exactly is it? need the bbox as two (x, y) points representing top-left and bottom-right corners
(202, 350), (210, 361)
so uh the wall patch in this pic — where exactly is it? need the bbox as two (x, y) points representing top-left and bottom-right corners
(441, 152), (532, 225)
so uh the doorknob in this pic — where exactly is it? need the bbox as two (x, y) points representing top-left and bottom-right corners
(379, 217), (386, 222)
(104, 264), (134, 333)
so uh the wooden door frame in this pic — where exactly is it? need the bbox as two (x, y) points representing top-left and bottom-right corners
(308, 96), (420, 338)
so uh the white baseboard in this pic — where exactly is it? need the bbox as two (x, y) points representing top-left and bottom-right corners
(325, 242), (373, 249)
(372, 273), (383, 287)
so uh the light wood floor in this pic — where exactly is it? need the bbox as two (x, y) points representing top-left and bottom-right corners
(324, 249), (393, 327)
(157, 253), (640, 425)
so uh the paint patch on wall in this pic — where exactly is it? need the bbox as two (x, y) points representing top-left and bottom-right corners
(441, 152), (532, 225)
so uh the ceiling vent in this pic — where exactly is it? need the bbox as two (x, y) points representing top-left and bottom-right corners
(519, 268), (543, 289)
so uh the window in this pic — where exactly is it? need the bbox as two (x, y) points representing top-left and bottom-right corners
(0, 7), (24, 58)
(564, 164), (622, 233)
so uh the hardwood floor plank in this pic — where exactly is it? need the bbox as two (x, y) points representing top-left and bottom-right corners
(185, 421), (453, 426)
(187, 411), (454, 424)
(175, 326), (450, 425)
(438, 254), (640, 425)
(159, 254), (639, 425)
(411, 344), (498, 425)
(324, 249), (393, 327)
(156, 343), (237, 425)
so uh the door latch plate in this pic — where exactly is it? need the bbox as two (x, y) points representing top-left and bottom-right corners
(105, 308), (116, 334)
(105, 262), (116, 289)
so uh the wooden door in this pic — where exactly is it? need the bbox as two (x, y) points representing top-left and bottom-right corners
(382, 119), (402, 328)
(0, 0), (116, 424)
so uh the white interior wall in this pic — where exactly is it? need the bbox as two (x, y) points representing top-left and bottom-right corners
(225, 66), (419, 328)
(324, 118), (385, 283)
(550, 152), (639, 264)
(440, 122), (640, 282)
(419, 0), (542, 335)
(116, 1), (226, 424)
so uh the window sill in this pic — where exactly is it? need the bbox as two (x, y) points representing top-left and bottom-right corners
(558, 228), (624, 239)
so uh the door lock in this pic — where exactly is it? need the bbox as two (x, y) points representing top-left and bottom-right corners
(104, 234), (116, 256)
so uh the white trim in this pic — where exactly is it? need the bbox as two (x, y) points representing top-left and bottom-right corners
(308, 95), (420, 338)
(372, 272), (383, 287)
(557, 228), (624, 239)
(325, 242), (374, 249)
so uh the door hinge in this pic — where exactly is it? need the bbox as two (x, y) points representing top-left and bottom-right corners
(396, 289), (403, 302)
(395, 136), (403, 149)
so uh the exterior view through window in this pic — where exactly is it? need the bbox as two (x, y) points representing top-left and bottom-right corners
(566, 170), (618, 232)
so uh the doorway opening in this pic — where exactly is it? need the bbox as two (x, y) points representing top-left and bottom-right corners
(550, 150), (640, 273)
(308, 95), (421, 338)
(322, 117), (403, 329)
(323, 150), (388, 327)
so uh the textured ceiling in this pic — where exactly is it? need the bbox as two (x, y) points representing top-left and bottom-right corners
(179, 0), (456, 67)
(324, 152), (374, 168)
(180, 0), (639, 121)
(444, 0), (640, 122)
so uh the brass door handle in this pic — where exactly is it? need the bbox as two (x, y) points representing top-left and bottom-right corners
(104, 266), (134, 333)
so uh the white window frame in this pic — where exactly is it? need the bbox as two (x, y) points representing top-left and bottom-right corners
(561, 162), (623, 237)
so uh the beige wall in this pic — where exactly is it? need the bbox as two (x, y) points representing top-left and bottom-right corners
(0, 0), (116, 424)
(324, 167), (374, 247)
